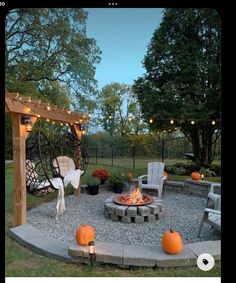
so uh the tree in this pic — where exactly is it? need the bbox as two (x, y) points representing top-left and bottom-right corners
(133, 8), (221, 167)
(5, 8), (101, 99)
(97, 83), (148, 137)
(5, 8), (101, 157)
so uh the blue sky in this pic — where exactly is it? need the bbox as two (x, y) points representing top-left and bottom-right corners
(84, 8), (164, 90)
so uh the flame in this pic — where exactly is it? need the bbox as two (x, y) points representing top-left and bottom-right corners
(122, 187), (143, 205)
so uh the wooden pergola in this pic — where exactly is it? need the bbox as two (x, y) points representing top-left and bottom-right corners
(5, 93), (89, 227)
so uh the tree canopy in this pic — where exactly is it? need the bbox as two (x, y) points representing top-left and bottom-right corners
(133, 8), (221, 167)
(5, 8), (101, 106)
(96, 83), (148, 137)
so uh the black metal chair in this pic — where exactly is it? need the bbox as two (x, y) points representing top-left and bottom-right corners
(26, 130), (63, 197)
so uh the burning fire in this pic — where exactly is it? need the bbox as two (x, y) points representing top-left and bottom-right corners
(122, 187), (144, 205)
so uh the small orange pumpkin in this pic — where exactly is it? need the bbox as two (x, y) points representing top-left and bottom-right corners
(163, 171), (168, 180)
(127, 172), (133, 182)
(75, 224), (95, 246)
(191, 172), (201, 180)
(162, 229), (183, 255)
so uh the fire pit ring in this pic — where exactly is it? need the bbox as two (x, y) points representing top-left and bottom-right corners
(104, 196), (165, 224)
(114, 194), (153, 206)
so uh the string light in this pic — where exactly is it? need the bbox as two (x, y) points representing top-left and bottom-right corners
(108, 115), (112, 119)
(60, 123), (63, 126)
(170, 119), (174, 124)
(46, 103), (51, 111)
(88, 113), (92, 118)
(46, 118), (50, 122)
(191, 120), (195, 125)
(149, 118), (153, 123)
(79, 119), (83, 123)
(52, 121), (55, 125)
(128, 117), (132, 122)
(67, 110), (71, 114)
(212, 120), (216, 125)
(36, 114), (41, 118)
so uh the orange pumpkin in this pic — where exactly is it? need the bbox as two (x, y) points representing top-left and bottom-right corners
(162, 229), (183, 254)
(191, 172), (201, 180)
(163, 171), (168, 180)
(127, 172), (133, 182)
(75, 224), (95, 246)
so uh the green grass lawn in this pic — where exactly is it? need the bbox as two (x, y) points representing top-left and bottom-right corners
(5, 163), (221, 277)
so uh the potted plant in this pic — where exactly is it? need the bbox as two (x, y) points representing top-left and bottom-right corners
(108, 172), (127, 194)
(92, 168), (110, 185)
(87, 176), (100, 195)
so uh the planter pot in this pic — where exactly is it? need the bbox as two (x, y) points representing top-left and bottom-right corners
(100, 179), (105, 185)
(113, 184), (123, 194)
(88, 185), (99, 195)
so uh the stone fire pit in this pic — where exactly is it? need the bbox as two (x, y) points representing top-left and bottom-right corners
(104, 195), (165, 224)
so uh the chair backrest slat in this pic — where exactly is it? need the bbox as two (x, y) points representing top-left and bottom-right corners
(147, 162), (165, 185)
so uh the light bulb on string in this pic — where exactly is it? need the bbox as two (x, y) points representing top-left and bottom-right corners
(149, 118), (153, 124)
(67, 110), (71, 114)
(46, 118), (50, 122)
(191, 120), (195, 125)
(46, 103), (51, 111)
(170, 119), (174, 124)
(212, 120), (216, 125)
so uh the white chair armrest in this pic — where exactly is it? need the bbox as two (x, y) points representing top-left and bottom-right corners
(209, 182), (221, 193)
(204, 208), (221, 215)
(138, 175), (147, 180)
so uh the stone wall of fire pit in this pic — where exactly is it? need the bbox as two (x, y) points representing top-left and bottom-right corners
(104, 196), (165, 224)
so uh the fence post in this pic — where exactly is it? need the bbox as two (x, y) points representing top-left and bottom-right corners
(161, 139), (164, 162)
(133, 146), (136, 169)
(95, 145), (98, 165)
(111, 146), (114, 167)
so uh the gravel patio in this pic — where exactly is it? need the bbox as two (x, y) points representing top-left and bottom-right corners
(27, 188), (221, 246)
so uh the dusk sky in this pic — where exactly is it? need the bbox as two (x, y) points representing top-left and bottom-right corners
(84, 8), (164, 90)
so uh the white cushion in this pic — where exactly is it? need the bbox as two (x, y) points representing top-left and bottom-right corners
(53, 156), (76, 177)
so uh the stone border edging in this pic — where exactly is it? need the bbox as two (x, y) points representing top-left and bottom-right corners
(9, 224), (220, 267)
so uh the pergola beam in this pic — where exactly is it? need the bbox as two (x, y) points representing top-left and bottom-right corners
(5, 93), (89, 124)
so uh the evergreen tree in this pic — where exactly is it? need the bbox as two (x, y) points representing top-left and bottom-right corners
(133, 8), (221, 167)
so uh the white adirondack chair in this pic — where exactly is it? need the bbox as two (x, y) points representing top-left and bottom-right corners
(138, 162), (165, 199)
(197, 191), (221, 237)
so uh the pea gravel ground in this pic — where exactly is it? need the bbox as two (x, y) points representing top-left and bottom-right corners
(27, 189), (221, 246)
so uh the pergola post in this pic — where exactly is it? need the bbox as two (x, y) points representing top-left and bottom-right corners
(12, 113), (28, 226)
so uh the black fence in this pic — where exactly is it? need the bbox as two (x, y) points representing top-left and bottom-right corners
(87, 136), (221, 169)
